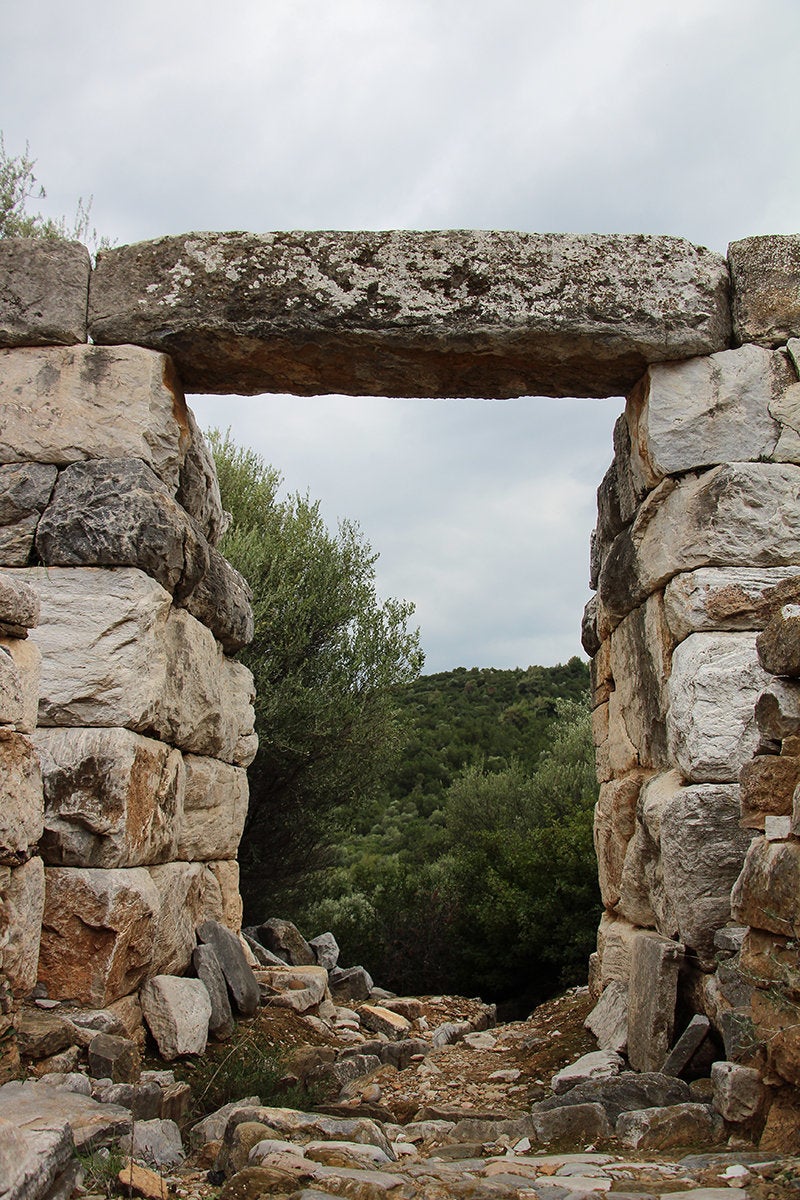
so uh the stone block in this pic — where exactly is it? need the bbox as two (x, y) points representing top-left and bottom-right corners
(35, 727), (183, 868)
(710, 1060), (765, 1123)
(176, 405), (227, 546)
(7, 567), (256, 765)
(35, 458), (208, 599)
(533, 1071), (689, 1123)
(309, 932), (340, 971)
(766, 815), (793, 840)
(0, 462), (58, 567)
(256, 918), (316, 967)
(599, 462), (800, 630)
(667, 632), (769, 783)
(192, 943), (235, 1040)
(551, 1049), (623, 1094)
(0, 730), (43, 864)
(626, 931), (684, 1073)
(740, 754), (800, 828)
(0, 857), (45, 996)
(38, 866), (159, 1005)
(531, 1102), (610, 1145)
(760, 1089), (800, 1152)
(729, 234), (800, 347)
(205, 860), (244, 931)
(755, 678), (800, 741)
(664, 567), (800, 643)
(147, 862), (224, 977)
(196, 919), (260, 1017)
(731, 836), (800, 937)
(328, 966), (374, 1004)
(616, 1102), (723, 1150)
(176, 755), (248, 862)
(757, 603), (800, 676)
(627, 344), (793, 491)
(0, 573), (38, 634)
(0, 238), (90, 346)
(0, 638), (40, 732)
(594, 770), (648, 909)
(660, 1014), (711, 1077)
(617, 770), (681, 937)
(89, 231), (731, 398)
(0, 343), (191, 491)
(660, 779), (754, 965)
(584, 980), (628, 1054)
(609, 594), (673, 769)
(359, 1004), (412, 1040)
(87, 1032), (140, 1084)
(140, 976), (211, 1061)
(751, 988), (800, 1086)
(595, 913), (640, 988)
(182, 544), (254, 654)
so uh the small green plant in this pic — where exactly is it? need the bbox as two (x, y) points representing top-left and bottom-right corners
(76, 1145), (126, 1197)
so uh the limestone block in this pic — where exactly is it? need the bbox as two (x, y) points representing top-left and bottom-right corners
(584, 980), (628, 1054)
(616, 1102), (723, 1150)
(664, 567), (800, 643)
(175, 406), (226, 546)
(626, 931), (684, 1073)
(0, 731), (43, 864)
(147, 862), (224, 977)
(599, 463), (800, 629)
(38, 866), (159, 1005)
(592, 697), (637, 783)
(595, 913), (640, 988)
(196, 919), (260, 1017)
(192, 944), (234, 1040)
(765, 815), (792, 840)
(35, 727), (184, 868)
(0, 856), (45, 996)
(711, 1061), (765, 1123)
(751, 988), (800, 1086)
(740, 754), (800, 828)
(581, 594), (600, 657)
(256, 918), (316, 967)
(206, 860), (243, 931)
(181, 545), (254, 655)
(660, 780), (753, 965)
(757, 604), (800, 676)
(609, 594), (672, 769)
(731, 836), (800, 937)
(0, 238), (90, 346)
(0, 462), (58, 567)
(35, 459), (208, 599)
(176, 755), (248, 862)
(309, 932), (340, 971)
(0, 646), (24, 727)
(755, 678), (800, 741)
(0, 638), (40, 732)
(140, 976), (211, 1060)
(552, 1049), (623, 1095)
(89, 231), (731, 398)
(739, 928), (800, 995)
(7, 567), (256, 764)
(0, 573), (38, 633)
(590, 637), (612, 709)
(594, 770), (648, 909)
(660, 1014), (711, 1077)
(627, 345), (792, 492)
(667, 632), (769, 783)
(617, 770), (680, 937)
(531, 1103), (611, 1145)
(256, 966), (327, 1014)
(729, 234), (800, 347)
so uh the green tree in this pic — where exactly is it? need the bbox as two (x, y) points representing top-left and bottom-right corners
(0, 131), (103, 245)
(209, 430), (424, 915)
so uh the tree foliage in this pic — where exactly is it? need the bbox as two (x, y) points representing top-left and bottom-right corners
(209, 430), (424, 915)
(0, 131), (105, 246)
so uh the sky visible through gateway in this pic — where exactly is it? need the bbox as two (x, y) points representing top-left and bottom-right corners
(189, 391), (624, 673)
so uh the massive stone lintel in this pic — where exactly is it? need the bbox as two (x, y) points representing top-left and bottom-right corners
(88, 231), (732, 398)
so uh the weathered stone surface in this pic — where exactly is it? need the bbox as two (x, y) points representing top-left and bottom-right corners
(35, 727), (183, 868)
(594, 772), (648, 910)
(206, 860), (244, 931)
(710, 1061), (765, 1122)
(0, 462), (58, 567)
(755, 678), (800, 741)
(140, 975), (211, 1060)
(534, 1072), (689, 1123)
(128, 1117), (185, 1170)
(0, 574), (38, 631)
(89, 231), (731, 398)
(176, 405), (226, 545)
(0, 857), (44, 996)
(14, 1007), (74, 1060)
(595, 913), (640, 988)
(0, 731), (43, 863)
(531, 1102), (611, 1145)
(256, 918), (316, 966)
(182, 545), (254, 654)
(0, 1112), (74, 1200)
(552, 1050), (623, 1095)
(599, 463), (800, 629)
(0, 1075), (131, 1151)
(0, 516), (37, 568)
(36, 458), (208, 598)
(731, 836), (800, 937)
(667, 632), (769, 783)
(757, 603), (800, 676)
(176, 755), (248, 862)
(147, 862), (223, 977)
(328, 966), (374, 1005)
(0, 238), (90, 346)
(627, 932), (683, 1073)
(750, 988), (800, 1086)
(740, 754), (800, 828)
(196, 918), (260, 1016)
(626, 345), (793, 492)
(256, 965), (328, 1014)
(766, 814), (793, 840)
(359, 1005), (412, 1040)
(192, 943), (235, 1040)
(660, 1015), (711, 1077)
(8, 567), (256, 765)
(0, 637), (40, 732)
(660, 780), (753, 963)
(664, 567), (800, 643)
(616, 1102), (723, 1150)
(38, 866), (159, 1005)
(0, 343), (191, 488)
(760, 1089), (800, 1152)
(309, 932), (340, 971)
(584, 981), (628, 1054)
(609, 595), (672, 769)
(617, 770), (680, 935)
(729, 235), (800, 347)
(87, 1032), (140, 1083)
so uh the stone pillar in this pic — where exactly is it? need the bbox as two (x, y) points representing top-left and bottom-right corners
(586, 237), (800, 1064)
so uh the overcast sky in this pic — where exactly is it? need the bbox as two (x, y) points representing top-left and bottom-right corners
(3, 1), (798, 672)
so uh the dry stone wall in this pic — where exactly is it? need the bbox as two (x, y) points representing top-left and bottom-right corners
(1, 229), (800, 1095)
